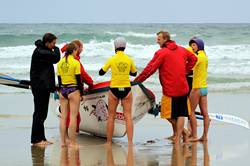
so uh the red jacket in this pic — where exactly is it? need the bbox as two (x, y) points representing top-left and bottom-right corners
(135, 41), (197, 97)
(61, 44), (93, 87)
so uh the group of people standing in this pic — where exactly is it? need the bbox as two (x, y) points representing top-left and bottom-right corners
(29, 30), (209, 147)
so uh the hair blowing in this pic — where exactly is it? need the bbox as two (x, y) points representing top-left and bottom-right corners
(72, 40), (83, 48)
(65, 42), (78, 62)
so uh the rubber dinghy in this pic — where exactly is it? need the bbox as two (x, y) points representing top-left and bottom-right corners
(54, 81), (155, 137)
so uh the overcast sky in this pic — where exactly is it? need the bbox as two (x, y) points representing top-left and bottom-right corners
(1, 0), (249, 23)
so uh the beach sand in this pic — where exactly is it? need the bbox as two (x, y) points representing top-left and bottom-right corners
(0, 92), (250, 165)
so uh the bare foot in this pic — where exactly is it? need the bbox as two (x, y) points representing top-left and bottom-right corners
(128, 141), (133, 147)
(172, 137), (180, 144)
(104, 142), (112, 148)
(172, 135), (181, 144)
(45, 140), (53, 145)
(182, 130), (190, 143)
(32, 140), (48, 146)
(188, 137), (199, 142)
(199, 136), (208, 142)
(165, 135), (176, 140)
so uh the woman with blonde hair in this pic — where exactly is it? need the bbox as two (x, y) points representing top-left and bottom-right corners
(57, 42), (83, 147)
(61, 40), (93, 133)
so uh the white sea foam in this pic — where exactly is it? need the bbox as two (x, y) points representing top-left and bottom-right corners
(1, 41), (250, 92)
(209, 82), (250, 92)
(105, 31), (177, 38)
(105, 31), (156, 38)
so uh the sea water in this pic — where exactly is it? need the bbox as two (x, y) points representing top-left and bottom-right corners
(0, 23), (250, 93)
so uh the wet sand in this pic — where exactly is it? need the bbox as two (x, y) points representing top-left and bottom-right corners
(0, 92), (250, 165)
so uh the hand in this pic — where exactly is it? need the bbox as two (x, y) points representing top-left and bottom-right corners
(133, 78), (140, 83)
(53, 46), (60, 52)
(88, 84), (93, 90)
(80, 96), (85, 101)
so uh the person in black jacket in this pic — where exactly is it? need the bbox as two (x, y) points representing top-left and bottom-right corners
(30, 33), (60, 146)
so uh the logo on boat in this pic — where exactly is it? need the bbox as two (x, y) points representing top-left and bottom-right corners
(215, 115), (223, 120)
(89, 99), (125, 122)
(90, 99), (109, 121)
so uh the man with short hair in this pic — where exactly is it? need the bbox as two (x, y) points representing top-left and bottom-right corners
(134, 31), (197, 143)
(30, 33), (60, 146)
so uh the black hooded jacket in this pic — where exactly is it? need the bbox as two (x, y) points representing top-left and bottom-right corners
(30, 39), (60, 92)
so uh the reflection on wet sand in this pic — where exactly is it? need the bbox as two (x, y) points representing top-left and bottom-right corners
(60, 147), (81, 166)
(45, 134), (210, 165)
(49, 134), (129, 165)
(107, 145), (134, 166)
(202, 142), (210, 166)
(171, 142), (210, 166)
(31, 145), (46, 165)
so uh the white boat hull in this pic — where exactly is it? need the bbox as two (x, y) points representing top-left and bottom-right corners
(54, 82), (155, 137)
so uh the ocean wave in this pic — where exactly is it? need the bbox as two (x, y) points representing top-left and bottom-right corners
(105, 31), (177, 38)
(209, 82), (250, 93)
(1, 42), (250, 78)
(105, 31), (156, 38)
(1, 42), (250, 60)
(206, 45), (250, 60)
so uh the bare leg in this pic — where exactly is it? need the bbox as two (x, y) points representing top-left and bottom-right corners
(59, 94), (69, 147)
(68, 91), (81, 148)
(121, 92), (133, 146)
(188, 89), (200, 142)
(173, 117), (185, 144)
(106, 91), (119, 146)
(182, 128), (190, 143)
(199, 95), (209, 141)
(166, 119), (176, 140)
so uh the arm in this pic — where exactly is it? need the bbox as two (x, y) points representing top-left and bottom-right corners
(76, 74), (84, 96)
(186, 50), (198, 74)
(130, 58), (137, 77)
(99, 58), (111, 76)
(80, 64), (94, 86)
(57, 76), (62, 89)
(134, 52), (161, 82)
(75, 61), (83, 95)
(36, 46), (61, 64)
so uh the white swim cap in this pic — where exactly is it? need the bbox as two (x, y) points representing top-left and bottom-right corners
(114, 37), (126, 50)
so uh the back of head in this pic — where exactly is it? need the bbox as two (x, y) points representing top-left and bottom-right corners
(65, 42), (78, 56)
(42, 33), (57, 44)
(189, 37), (205, 50)
(114, 37), (126, 51)
(72, 39), (83, 56)
(72, 40), (83, 49)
